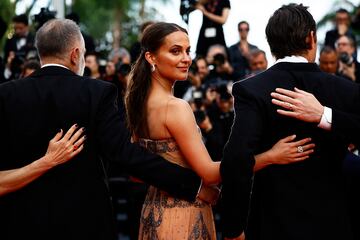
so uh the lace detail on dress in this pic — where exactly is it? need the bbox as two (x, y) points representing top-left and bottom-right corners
(188, 212), (212, 240)
(138, 138), (179, 154)
(139, 187), (212, 240)
(138, 134), (216, 239)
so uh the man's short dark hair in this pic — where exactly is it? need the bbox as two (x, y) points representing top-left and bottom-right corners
(249, 48), (266, 59)
(320, 45), (337, 55)
(12, 14), (28, 26)
(85, 51), (100, 64)
(238, 21), (249, 30)
(265, 3), (316, 59)
(336, 8), (350, 15)
(336, 35), (356, 48)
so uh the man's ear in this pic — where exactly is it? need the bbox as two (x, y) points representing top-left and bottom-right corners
(70, 48), (79, 65)
(306, 31), (317, 50)
(144, 51), (155, 65)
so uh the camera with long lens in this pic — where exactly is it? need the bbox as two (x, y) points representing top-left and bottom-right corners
(192, 89), (204, 109)
(339, 52), (354, 66)
(192, 89), (207, 124)
(208, 53), (226, 71)
(216, 83), (232, 101)
(189, 61), (199, 75)
(213, 53), (226, 66)
(33, 8), (56, 30)
(180, 0), (198, 24)
(193, 109), (206, 124)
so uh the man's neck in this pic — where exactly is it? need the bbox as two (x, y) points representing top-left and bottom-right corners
(41, 58), (69, 68)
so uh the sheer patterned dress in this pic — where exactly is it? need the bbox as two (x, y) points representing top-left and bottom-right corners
(137, 137), (216, 240)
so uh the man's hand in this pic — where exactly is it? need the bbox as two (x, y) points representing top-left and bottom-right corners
(197, 184), (221, 206)
(337, 23), (348, 35)
(271, 87), (324, 123)
(224, 232), (245, 240)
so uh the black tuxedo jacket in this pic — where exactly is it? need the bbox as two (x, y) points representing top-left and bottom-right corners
(0, 66), (201, 240)
(220, 62), (360, 239)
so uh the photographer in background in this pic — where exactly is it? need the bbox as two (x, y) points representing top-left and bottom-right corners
(206, 44), (234, 83)
(33, 8), (56, 30)
(205, 83), (234, 162)
(195, 0), (231, 57)
(325, 8), (357, 58)
(3, 14), (35, 81)
(175, 56), (211, 99)
(183, 61), (203, 101)
(229, 21), (258, 81)
(335, 35), (360, 83)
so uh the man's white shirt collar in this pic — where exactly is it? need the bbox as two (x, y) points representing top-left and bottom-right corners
(274, 55), (308, 64)
(41, 63), (69, 70)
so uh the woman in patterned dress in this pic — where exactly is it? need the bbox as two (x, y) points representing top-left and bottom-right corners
(125, 22), (315, 240)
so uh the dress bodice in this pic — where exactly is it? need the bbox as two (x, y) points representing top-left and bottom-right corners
(138, 137), (190, 168)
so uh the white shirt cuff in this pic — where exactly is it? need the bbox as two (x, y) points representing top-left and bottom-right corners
(317, 106), (332, 131)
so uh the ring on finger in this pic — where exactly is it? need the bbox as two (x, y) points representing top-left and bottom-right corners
(73, 145), (78, 151)
(286, 102), (293, 110)
(297, 146), (304, 153)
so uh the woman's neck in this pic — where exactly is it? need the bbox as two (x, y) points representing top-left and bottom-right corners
(151, 74), (174, 95)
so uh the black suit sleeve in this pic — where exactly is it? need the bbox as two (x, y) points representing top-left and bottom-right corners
(328, 80), (360, 143)
(220, 83), (262, 238)
(95, 84), (201, 202)
(332, 109), (360, 143)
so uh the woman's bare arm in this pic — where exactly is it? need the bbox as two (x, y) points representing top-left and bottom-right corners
(254, 135), (315, 172)
(166, 99), (220, 185)
(0, 124), (85, 196)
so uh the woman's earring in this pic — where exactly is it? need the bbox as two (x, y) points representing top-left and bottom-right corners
(151, 64), (155, 72)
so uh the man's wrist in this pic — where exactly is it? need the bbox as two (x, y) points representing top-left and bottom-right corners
(317, 106), (332, 130)
(196, 182), (221, 205)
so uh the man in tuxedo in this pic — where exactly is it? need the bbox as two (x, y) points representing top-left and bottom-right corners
(3, 14), (35, 62)
(3, 14), (36, 81)
(0, 19), (208, 240)
(220, 4), (360, 240)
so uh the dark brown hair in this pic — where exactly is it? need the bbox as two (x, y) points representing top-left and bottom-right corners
(125, 22), (187, 137)
(265, 3), (316, 59)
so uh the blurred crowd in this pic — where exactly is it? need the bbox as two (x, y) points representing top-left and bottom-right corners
(1, 3), (360, 239)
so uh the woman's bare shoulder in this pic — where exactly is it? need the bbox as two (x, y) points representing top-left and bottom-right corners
(167, 97), (193, 114)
